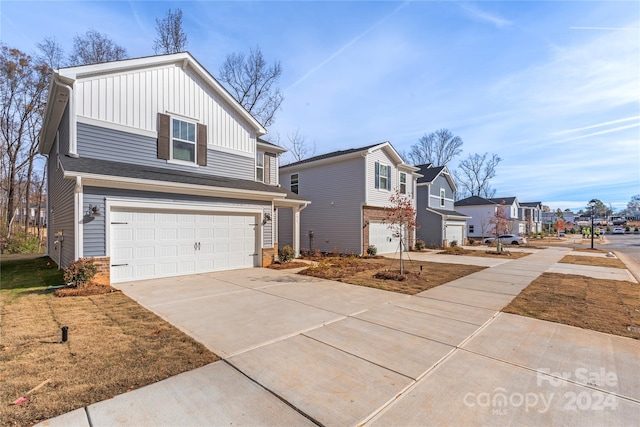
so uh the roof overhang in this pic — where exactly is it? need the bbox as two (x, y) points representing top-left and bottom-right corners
(66, 169), (290, 202)
(426, 207), (471, 220)
(257, 139), (287, 154)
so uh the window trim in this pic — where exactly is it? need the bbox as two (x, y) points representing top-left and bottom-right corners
(399, 172), (407, 194)
(375, 161), (391, 191)
(256, 152), (265, 182)
(440, 188), (446, 207)
(170, 117), (198, 165)
(291, 173), (299, 194)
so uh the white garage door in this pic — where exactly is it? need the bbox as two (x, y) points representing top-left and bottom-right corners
(369, 221), (402, 255)
(445, 225), (463, 246)
(110, 209), (258, 283)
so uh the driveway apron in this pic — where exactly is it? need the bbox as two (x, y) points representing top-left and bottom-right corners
(40, 247), (640, 426)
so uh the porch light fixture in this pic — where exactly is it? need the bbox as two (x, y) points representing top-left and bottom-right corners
(86, 204), (101, 217)
(262, 212), (272, 225)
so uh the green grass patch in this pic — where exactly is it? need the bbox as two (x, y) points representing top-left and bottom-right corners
(1, 255), (65, 291)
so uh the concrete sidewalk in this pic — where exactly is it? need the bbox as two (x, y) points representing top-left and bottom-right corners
(38, 247), (640, 426)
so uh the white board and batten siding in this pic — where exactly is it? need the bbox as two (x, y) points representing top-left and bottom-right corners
(110, 208), (259, 283)
(73, 64), (255, 156)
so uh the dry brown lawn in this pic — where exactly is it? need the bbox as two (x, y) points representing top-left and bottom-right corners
(559, 254), (627, 269)
(503, 273), (640, 339)
(437, 246), (530, 259)
(299, 256), (485, 294)
(0, 289), (218, 426)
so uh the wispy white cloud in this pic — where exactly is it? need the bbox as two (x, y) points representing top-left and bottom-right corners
(570, 26), (640, 31)
(554, 123), (640, 143)
(285, 1), (412, 91)
(459, 3), (513, 28)
(553, 115), (640, 136)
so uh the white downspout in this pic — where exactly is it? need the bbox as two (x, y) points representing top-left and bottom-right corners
(53, 76), (78, 158)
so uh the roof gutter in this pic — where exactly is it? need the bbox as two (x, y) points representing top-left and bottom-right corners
(64, 170), (291, 201)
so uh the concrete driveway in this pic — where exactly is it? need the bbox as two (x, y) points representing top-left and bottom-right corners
(42, 248), (640, 426)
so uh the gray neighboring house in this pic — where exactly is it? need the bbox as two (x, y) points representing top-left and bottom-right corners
(415, 164), (469, 247)
(39, 52), (307, 284)
(278, 142), (421, 255)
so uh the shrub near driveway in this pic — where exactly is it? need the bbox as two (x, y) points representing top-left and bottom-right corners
(0, 256), (218, 427)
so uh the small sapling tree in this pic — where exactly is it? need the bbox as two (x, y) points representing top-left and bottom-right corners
(489, 201), (510, 253)
(383, 190), (417, 274)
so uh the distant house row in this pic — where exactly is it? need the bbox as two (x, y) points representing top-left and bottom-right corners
(277, 143), (543, 252)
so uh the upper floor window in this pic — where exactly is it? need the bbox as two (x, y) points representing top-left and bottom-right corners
(157, 113), (207, 166)
(440, 188), (446, 207)
(256, 152), (264, 182)
(291, 174), (299, 194)
(375, 161), (391, 190)
(172, 118), (196, 163)
(399, 172), (407, 194)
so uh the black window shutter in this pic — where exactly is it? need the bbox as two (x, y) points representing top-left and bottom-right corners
(157, 113), (170, 160)
(375, 161), (380, 189)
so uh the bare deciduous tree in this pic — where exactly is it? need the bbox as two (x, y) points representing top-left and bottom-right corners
(285, 129), (316, 163)
(153, 8), (188, 54)
(36, 37), (65, 69)
(407, 128), (463, 166)
(68, 29), (128, 66)
(0, 45), (49, 238)
(218, 46), (284, 128)
(454, 152), (501, 199)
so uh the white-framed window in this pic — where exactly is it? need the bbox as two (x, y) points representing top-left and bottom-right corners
(171, 118), (196, 163)
(400, 172), (407, 194)
(256, 152), (264, 182)
(469, 225), (474, 233)
(440, 188), (446, 207)
(375, 161), (391, 190)
(291, 173), (299, 194)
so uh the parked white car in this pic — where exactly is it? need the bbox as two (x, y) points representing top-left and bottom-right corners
(612, 228), (625, 234)
(484, 234), (528, 245)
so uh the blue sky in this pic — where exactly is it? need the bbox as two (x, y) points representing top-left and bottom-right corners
(2, 1), (639, 212)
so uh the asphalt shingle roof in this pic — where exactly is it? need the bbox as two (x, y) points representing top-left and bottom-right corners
(280, 143), (380, 168)
(427, 207), (470, 218)
(455, 196), (519, 207)
(415, 164), (444, 183)
(59, 155), (305, 199)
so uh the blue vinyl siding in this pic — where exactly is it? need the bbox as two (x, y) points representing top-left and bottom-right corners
(47, 138), (76, 267)
(77, 122), (254, 180)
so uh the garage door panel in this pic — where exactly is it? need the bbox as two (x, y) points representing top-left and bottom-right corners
(136, 228), (155, 240)
(160, 228), (177, 240)
(136, 246), (155, 259)
(111, 209), (258, 283)
(159, 245), (177, 257)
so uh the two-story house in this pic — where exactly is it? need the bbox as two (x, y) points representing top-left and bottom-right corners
(39, 53), (307, 284)
(278, 143), (421, 255)
(519, 201), (543, 234)
(455, 196), (524, 238)
(415, 164), (469, 247)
